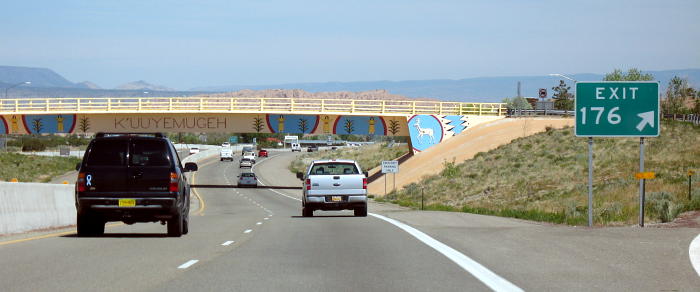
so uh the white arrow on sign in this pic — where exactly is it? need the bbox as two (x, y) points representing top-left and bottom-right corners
(636, 111), (655, 131)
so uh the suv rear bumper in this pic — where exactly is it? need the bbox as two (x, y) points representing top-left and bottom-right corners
(77, 197), (180, 221)
(304, 195), (366, 211)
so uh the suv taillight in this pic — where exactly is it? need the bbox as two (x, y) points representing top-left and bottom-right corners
(306, 179), (311, 190)
(169, 172), (179, 192)
(77, 172), (86, 192)
(362, 178), (367, 190)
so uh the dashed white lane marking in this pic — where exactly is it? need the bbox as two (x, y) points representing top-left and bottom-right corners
(370, 213), (523, 292)
(178, 260), (199, 269)
(222, 241), (234, 246)
(264, 217), (269, 220)
(690, 233), (700, 277)
(260, 172), (522, 292)
(256, 222), (262, 225)
(244, 229), (252, 234)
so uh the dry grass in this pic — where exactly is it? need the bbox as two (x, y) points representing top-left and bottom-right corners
(289, 143), (408, 174)
(0, 153), (80, 183)
(381, 120), (700, 225)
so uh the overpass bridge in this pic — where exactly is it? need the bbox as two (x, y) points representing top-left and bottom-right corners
(0, 97), (505, 152)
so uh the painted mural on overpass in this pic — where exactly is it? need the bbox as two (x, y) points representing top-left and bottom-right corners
(0, 113), (503, 153)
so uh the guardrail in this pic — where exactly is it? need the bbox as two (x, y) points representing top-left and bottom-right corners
(0, 97), (506, 116)
(663, 114), (700, 126)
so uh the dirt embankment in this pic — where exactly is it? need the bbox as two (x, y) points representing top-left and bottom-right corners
(368, 118), (574, 196)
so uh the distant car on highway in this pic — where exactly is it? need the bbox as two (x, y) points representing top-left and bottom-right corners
(296, 159), (369, 217)
(221, 142), (231, 147)
(241, 146), (254, 155)
(258, 149), (268, 157)
(189, 147), (200, 154)
(220, 147), (234, 161)
(291, 143), (302, 152)
(243, 151), (256, 163)
(237, 172), (258, 188)
(307, 145), (318, 152)
(75, 132), (197, 237)
(239, 158), (253, 168)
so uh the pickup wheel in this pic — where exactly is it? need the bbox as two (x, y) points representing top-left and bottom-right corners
(167, 212), (183, 237)
(354, 206), (367, 217)
(302, 207), (313, 217)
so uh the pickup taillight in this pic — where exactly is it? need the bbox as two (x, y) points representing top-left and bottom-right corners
(362, 178), (367, 190)
(306, 179), (311, 190)
(77, 172), (86, 192)
(169, 172), (179, 192)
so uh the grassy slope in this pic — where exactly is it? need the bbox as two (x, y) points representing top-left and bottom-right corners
(380, 121), (700, 225)
(0, 153), (80, 183)
(289, 144), (408, 174)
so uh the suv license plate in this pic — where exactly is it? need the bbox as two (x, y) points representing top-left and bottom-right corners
(331, 196), (342, 202)
(118, 199), (136, 207)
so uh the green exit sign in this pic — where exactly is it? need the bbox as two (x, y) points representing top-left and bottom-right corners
(575, 81), (659, 137)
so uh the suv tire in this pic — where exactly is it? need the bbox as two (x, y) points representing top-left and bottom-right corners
(77, 214), (105, 236)
(182, 213), (189, 235)
(168, 212), (183, 237)
(302, 207), (313, 217)
(354, 205), (367, 217)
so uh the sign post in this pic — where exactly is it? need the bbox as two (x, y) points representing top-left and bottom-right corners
(382, 161), (399, 195)
(576, 81), (660, 227)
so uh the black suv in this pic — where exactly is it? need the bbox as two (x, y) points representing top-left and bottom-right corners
(75, 133), (198, 237)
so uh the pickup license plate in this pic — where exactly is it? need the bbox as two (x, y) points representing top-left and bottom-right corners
(331, 196), (342, 202)
(118, 199), (136, 207)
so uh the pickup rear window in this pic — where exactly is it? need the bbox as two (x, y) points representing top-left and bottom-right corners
(310, 163), (358, 175)
(86, 140), (128, 166)
(131, 140), (170, 166)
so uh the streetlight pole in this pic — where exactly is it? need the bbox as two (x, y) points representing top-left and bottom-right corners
(4, 81), (31, 99)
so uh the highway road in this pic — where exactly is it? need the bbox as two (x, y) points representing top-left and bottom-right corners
(1, 150), (699, 291)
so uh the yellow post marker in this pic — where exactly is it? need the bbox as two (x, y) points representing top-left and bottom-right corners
(9, 178), (18, 182)
(62, 181), (69, 184)
(689, 170), (696, 176)
(634, 172), (655, 180)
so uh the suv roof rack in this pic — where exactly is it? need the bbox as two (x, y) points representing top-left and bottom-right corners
(96, 132), (166, 138)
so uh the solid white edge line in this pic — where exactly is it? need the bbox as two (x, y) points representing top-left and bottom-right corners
(244, 229), (252, 233)
(178, 259), (199, 269)
(690, 233), (700, 277)
(369, 213), (523, 292)
(222, 241), (234, 246)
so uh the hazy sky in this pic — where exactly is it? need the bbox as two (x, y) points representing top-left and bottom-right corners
(1, 0), (698, 89)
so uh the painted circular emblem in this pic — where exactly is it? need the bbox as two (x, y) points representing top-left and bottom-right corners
(22, 114), (76, 134)
(266, 114), (319, 134)
(0, 116), (7, 134)
(333, 116), (386, 135)
(408, 115), (443, 152)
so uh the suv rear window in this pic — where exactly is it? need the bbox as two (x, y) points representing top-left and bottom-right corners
(310, 163), (358, 175)
(86, 140), (128, 166)
(131, 140), (170, 166)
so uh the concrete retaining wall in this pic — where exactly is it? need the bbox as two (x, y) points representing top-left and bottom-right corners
(0, 182), (75, 234)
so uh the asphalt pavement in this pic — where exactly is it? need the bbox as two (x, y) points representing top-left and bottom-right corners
(0, 150), (698, 291)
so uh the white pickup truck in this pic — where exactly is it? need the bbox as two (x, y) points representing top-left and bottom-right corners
(296, 159), (369, 217)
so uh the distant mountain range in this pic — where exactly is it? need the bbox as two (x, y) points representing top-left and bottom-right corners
(1, 65), (699, 101)
(193, 69), (700, 102)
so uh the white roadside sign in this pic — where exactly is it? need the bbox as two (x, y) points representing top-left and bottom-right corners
(381, 161), (399, 173)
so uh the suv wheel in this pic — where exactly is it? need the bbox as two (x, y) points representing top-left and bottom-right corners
(182, 213), (189, 235)
(167, 212), (183, 237)
(77, 214), (105, 236)
(302, 207), (313, 217)
(354, 205), (367, 217)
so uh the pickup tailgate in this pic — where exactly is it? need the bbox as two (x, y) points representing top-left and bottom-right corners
(308, 174), (365, 195)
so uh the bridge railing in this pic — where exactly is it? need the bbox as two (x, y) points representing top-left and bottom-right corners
(0, 97), (506, 116)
